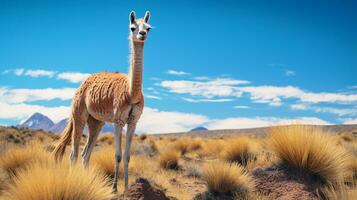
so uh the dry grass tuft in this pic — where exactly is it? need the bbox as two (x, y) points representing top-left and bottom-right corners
(91, 146), (137, 178)
(159, 149), (180, 170)
(184, 162), (203, 178)
(221, 137), (257, 166)
(3, 161), (113, 200)
(202, 161), (254, 198)
(0, 143), (50, 176)
(97, 134), (114, 145)
(198, 139), (227, 158)
(148, 139), (158, 153)
(188, 138), (203, 152)
(173, 138), (190, 155)
(132, 139), (158, 156)
(270, 125), (352, 184)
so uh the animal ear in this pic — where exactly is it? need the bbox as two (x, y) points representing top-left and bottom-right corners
(144, 11), (150, 23)
(129, 11), (136, 24)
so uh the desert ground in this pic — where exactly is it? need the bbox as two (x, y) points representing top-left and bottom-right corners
(0, 125), (357, 200)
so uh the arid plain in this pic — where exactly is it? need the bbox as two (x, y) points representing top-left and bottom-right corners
(0, 124), (356, 200)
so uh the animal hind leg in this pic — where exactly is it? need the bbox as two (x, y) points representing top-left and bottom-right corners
(82, 115), (104, 168)
(70, 112), (88, 165)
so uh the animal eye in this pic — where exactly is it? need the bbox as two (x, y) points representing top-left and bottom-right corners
(147, 27), (151, 31)
(130, 27), (136, 32)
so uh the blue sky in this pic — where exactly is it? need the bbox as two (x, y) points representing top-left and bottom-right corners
(0, 0), (356, 133)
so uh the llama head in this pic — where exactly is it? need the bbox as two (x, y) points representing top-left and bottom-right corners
(129, 11), (151, 43)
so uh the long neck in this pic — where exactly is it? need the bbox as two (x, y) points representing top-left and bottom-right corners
(129, 40), (144, 103)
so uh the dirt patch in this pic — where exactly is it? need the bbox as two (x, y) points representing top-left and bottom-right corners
(252, 166), (322, 200)
(122, 178), (175, 200)
(193, 192), (237, 200)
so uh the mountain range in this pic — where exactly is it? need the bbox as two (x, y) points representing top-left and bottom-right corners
(18, 112), (115, 133)
(17, 112), (357, 136)
(19, 112), (209, 134)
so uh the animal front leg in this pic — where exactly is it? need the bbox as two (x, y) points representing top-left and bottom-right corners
(123, 122), (136, 190)
(112, 122), (123, 192)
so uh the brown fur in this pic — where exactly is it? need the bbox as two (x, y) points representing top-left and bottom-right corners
(53, 72), (144, 160)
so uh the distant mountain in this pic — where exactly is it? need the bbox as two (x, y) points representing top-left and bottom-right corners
(18, 112), (54, 131)
(50, 119), (68, 133)
(190, 126), (208, 132)
(19, 113), (115, 133)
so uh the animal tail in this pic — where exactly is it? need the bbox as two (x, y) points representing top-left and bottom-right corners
(53, 117), (73, 161)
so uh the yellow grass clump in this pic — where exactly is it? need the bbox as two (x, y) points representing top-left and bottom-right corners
(221, 137), (257, 166)
(97, 134), (114, 145)
(0, 143), (50, 176)
(188, 138), (203, 152)
(3, 161), (113, 200)
(198, 139), (227, 158)
(173, 138), (190, 155)
(91, 145), (138, 178)
(270, 125), (352, 184)
(159, 149), (180, 170)
(202, 161), (254, 198)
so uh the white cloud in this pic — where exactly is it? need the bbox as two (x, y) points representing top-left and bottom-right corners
(137, 107), (209, 133)
(182, 97), (233, 103)
(166, 70), (190, 76)
(57, 72), (91, 83)
(138, 107), (332, 133)
(160, 78), (250, 98)
(3, 68), (92, 83)
(199, 98), (234, 102)
(0, 98), (333, 133)
(5, 68), (56, 78)
(146, 95), (162, 100)
(0, 102), (70, 123)
(340, 118), (357, 125)
(233, 105), (250, 109)
(181, 98), (199, 103)
(239, 85), (357, 105)
(14, 68), (24, 76)
(206, 117), (331, 130)
(160, 77), (357, 106)
(320, 107), (357, 116)
(291, 103), (309, 110)
(0, 87), (76, 103)
(285, 70), (296, 77)
(24, 69), (56, 78)
(291, 103), (357, 116)
(252, 99), (283, 107)
(0, 102), (207, 133)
